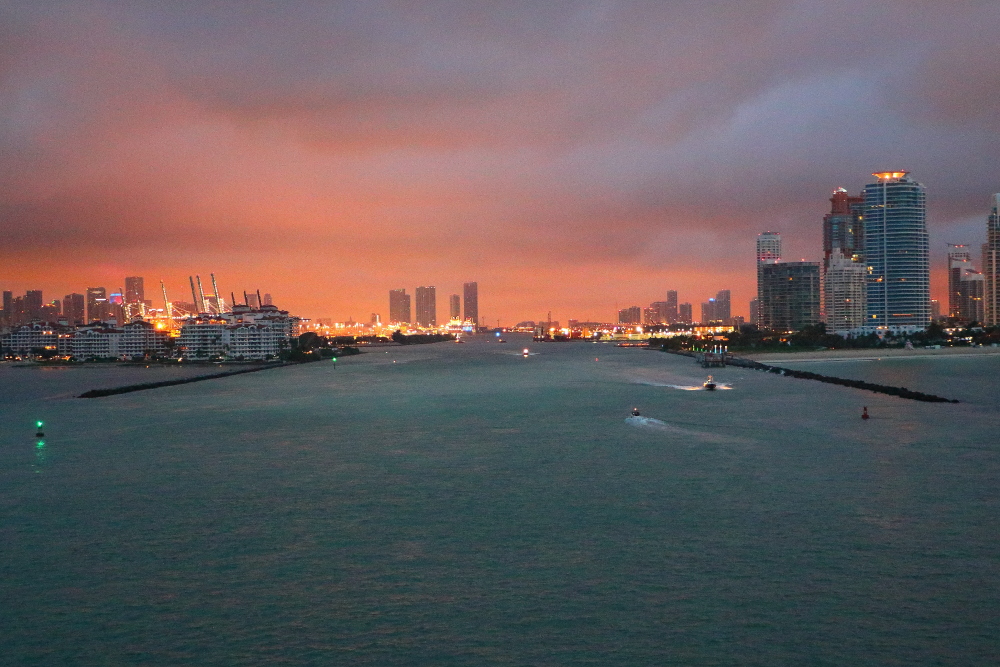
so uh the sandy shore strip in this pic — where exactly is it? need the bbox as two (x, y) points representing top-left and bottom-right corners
(739, 346), (1000, 363)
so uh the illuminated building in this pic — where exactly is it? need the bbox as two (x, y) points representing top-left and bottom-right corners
(824, 189), (865, 263)
(463, 282), (479, 326)
(389, 289), (411, 324)
(956, 268), (985, 324)
(125, 276), (145, 305)
(756, 232), (781, 316)
(449, 294), (461, 320)
(86, 287), (109, 323)
(984, 194), (1000, 325)
(759, 262), (820, 331)
(714, 290), (731, 323)
(618, 306), (641, 325)
(648, 301), (669, 324)
(749, 298), (760, 326)
(119, 320), (169, 358)
(824, 250), (867, 332)
(700, 299), (717, 324)
(2, 323), (61, 356)
(947, 244), (972, 318)
(63, 293), (85, 325)
(864, 171), (930, 330)
(177, 305), (299, 360)
(415, 286), (436, 327)
(700, 291), (730, 325)
(40, 300), (61, 321)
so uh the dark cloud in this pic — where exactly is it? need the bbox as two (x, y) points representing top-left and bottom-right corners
(2, 0), (999, 320)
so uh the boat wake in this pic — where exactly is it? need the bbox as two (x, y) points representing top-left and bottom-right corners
(635, 380), (732, 391)
(625, 415), (673, 429)
(625, 415), (750, 443)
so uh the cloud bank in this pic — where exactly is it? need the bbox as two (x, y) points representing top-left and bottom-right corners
(3, 0), (999, 321)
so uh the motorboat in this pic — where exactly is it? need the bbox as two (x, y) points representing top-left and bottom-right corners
(703, 375), (717, 391)
(522, 348), (530, 356)
(631, 408), (641, 416)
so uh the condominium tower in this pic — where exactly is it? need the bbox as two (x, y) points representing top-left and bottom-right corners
(984, 194), (1000, 325)
(758, 262), (821, 331)
(463, 282), (478, 326)
(415, 286), (436, 327)
(947, 244), (973, 319)
(388, 289), (411, 324)
(756, 232), (781, 303)
(823, 188), (865, 263)
(863, 171), (930, 329)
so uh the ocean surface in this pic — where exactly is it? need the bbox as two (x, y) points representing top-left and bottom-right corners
(2, 339), (999, 665)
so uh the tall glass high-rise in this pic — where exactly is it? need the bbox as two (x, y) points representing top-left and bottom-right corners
(863, 171), (930, 329)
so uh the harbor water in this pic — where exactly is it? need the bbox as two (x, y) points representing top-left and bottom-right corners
(2, 339), (999, 665)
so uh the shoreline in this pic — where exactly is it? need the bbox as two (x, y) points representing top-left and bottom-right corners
(740, 347), (1000, 363)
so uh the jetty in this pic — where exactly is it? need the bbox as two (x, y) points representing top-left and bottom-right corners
(660, 348), (958, 403)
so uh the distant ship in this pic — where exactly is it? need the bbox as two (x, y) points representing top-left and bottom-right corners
(703, 375), (717, 391)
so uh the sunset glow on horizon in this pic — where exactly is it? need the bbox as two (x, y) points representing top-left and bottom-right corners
(4, 2), (1000, 323)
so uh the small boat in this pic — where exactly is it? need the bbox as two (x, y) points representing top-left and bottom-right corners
(631, 408), (641, 416)
(703, 375), (717, 391)
(522, 348), (530, 356)
(497, 338), (506, 343)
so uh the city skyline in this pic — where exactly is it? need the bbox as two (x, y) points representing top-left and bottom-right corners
(2, 3), (1000, 322)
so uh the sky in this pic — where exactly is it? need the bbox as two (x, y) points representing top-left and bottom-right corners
(3, 1), (1000, 324)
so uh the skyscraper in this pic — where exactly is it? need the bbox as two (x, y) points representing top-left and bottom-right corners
(389, 289), (411, 324)
(463, 282), (478, 326)
(618, 306), (641, 324)
(759, 262), (821, 331)
(824, 250), (867, 331)
(700, 299), (718, 324)
(984, 194), (1000, 326)
(449, 294), (461, 321)
(665, 290), (678, 324)
(823, 188), (865, 263)
(957, 268), (985, 323)
(947, 244), (972, 318)
(125, 276), (145, 305)
(678, 303), (692, 323)
(756, 232), (782, 304)
(86, 287), (108, 322)
(63, 293), (85, 325)
(415, 286), (436, 327)
(864, 171), (930, 329)
(714, 290), (731, 323)
(25, 290), (43, 321)
(648, 301), (669, 324)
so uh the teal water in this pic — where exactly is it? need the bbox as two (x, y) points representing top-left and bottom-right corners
(2, 339), (999, 665)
